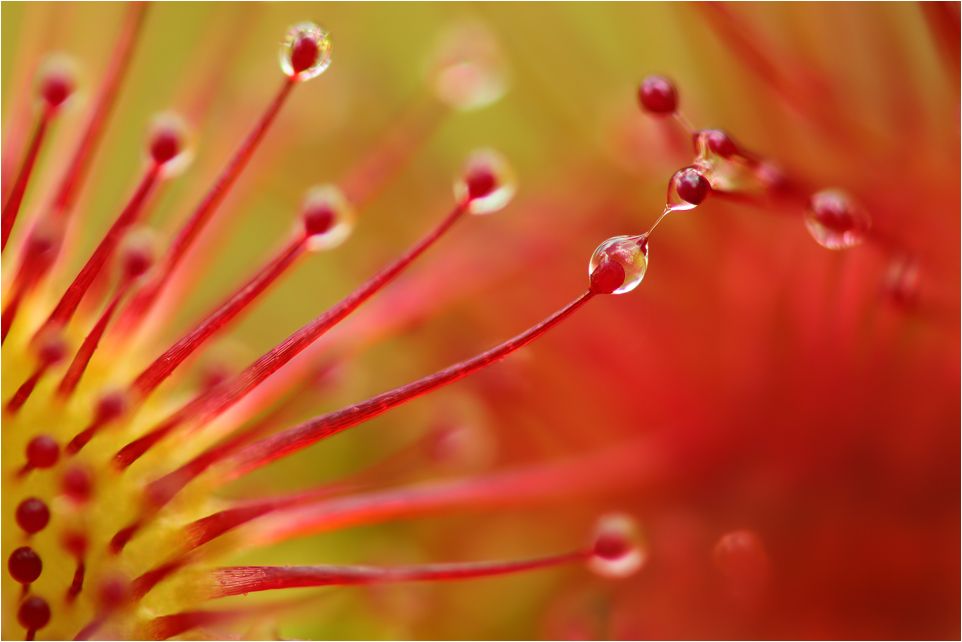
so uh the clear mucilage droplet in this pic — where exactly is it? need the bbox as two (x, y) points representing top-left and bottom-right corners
(453, 149), (516, 215)
(301, 185), (355, 251)
(428, 22), (508, 111)
(279, 22), (332, 81)
(588, 234), (649, 295)
(804, 189), (870, 250)
(666, 166), (710, 211)
(691, 129), (766, 195)
(589, 513), (646, 579)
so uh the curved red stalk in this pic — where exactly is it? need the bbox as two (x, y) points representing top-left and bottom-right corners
(115, 203), (467, 470)
(67, 561), (86, 602)
(205, 552), (587, 599)
(919, 2), (961, 83)
(246, 437), (662, 548)
(56, 282), (132, 399)
(224, 290), (595, 480)
(131, 235), (307, 400)
(115, 77), (297, 336)
(1, 106), (52, 251)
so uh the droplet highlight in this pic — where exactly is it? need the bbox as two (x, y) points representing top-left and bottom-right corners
(667, 166), (711, 210)
(804, 189), (870, 250)
(588, 235), (649, 295)
(454, 149), (516, 215)
(301, 185), (355, 251)
(588, 513), (646, 578)
(279, 22), (332, 81)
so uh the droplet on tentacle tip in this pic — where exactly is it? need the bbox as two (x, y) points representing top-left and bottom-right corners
(148, 112), (192, 174)
(588, 234), (649, 295)
(117, 228), (158, 281)
(588, 512), (646, 578)
(16, 498), (50, 534)
(279, 22), (332, 81)
(454, 149), (516, 215)
(804, 189), (870, 250)
(881, 254), (920, 307)
(17, 595), (51, 635)
(301, 184), (355, 251)
(667, 166), (711, 210)
(37, 54), (77, 110)
(429, 22), (508, 111)
(8, 546), (43, 585)
(714, 529), (770, 600)
(637, 74), (678, 116)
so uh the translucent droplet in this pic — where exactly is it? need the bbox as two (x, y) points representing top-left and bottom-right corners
(804, 189), (870, 250)
(637, 74), (678, 116)
(301, 185), (355, 251)
(428, 23), (508, 111)
(589, 513), (646, 579)
(713, 529), (770, 599)
(453, 149), (516, 215)
(148, 112), (193, 176)
(882, 254), (920, 307)
(588, 235), (648, 295)
(36, 54), (77, 110)
(279, 23), (332, 81)
(667, 166), (711, 211)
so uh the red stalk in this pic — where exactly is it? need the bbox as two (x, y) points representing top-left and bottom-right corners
(115, 203), (467, 470)
(56, 282), (131, 399)
(36, 164), (160, 340)
(1, 106), (52, 252)
(115, 77), (297, 335)
(5, 366), (46, 415)
(205, 552), (587, 599)
(130, 235), (307, 400)
(224, 290), (594, 480)
(245, 437), (662, 548)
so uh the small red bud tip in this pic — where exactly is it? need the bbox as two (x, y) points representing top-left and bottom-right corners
(26, 435), (60, 469)
(638, 75), (678, 115)
(673, 167), (711, 205)
(121, 245), (154, 280)
(809, 191), (856, 233)
(8, 547), (43, 584)
(99, 577), (131, 611)
(698, 129), (738, 158)
(16, 498), (51, 534)
(17, 596), (51, 633)
(150, 128), (182, 165)
(95, 391), (127, 423)
(38, 335), (68, 366)
(589, 260), (627, 295)
(291, 36), (321, 74)
(63, 531), (89, 559)
(465, 165), (498, 200)
(303, 203), (336, 237)
(588, 513), (644, 578)
(63, 466), (94, 503)
(40, 71), (74, 109)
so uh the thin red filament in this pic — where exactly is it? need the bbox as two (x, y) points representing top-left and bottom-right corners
(131, 236), (307, 400)
(206, 551), (587, 599)
(115, 203), (467, 470)
(115, 77), (297, 336)
(36, 164), (160, 340)
(1, 107), (52, 252)
(225, 290), (594, 480)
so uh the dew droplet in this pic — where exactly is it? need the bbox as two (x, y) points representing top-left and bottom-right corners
(279, 22), (332, 81)
(301, 185), (355, 251)
(17, 596), (51, 633)
(8, 547), (43, 584)
(637, 74), (678, 116)
(26, 435), (60, 469)
(714, 529), (770, 600)
(429, 23), (508, 111)
(37, 55), (77, 110)
(667, 166), (711, 210)
(881, 254), (920, 307)
(588, 235), (649, 295)
(148, 112), (192, 175)
(804, 189), (870, 249)
(588, 513), (646, 578)
(454, 149), (516, 215)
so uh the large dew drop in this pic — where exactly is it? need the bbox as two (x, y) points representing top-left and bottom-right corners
(588, 234), (649, 295)
(666, 166), (711, 211)
(279, 22), (332, 81)
(428, 23), (508, 111)
(804, 189), (870, 250)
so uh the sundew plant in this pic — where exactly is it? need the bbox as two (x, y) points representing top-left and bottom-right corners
(2, 3), (959, 640)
